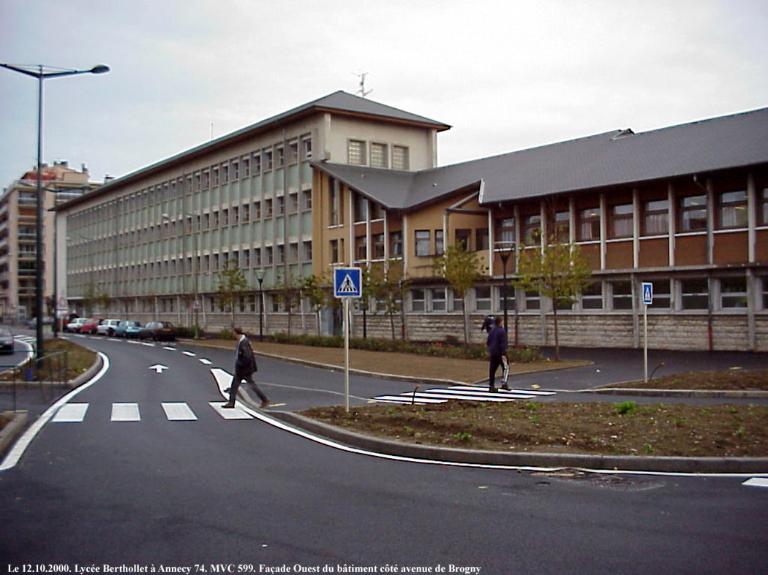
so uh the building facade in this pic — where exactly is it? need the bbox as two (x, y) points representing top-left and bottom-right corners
(0, 161), (97, 321)
(56, 92), (768, 351)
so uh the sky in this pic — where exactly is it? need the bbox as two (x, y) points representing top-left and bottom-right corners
(1, 0), (767, 189)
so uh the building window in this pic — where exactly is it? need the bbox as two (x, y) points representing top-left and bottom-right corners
(348, 140), (367, 165)
(265, 246), (274, 265)
(265, 199), (273, 218)
(717, 190), (748, 229)
(475, 286), (492, 311)
(495, 217), (516, 247)
(369, 201), (384, 221)
(222, 164), (229, 183)
(679, 195), (707, 232)
(372, 233), (385, 259)
(355, 235), (367, 262)
(253, 153), (262, 174)
(497, 284), (516, 313)
(476, 228), (489, 251)
(329, 179), (342, 226)
(525, 290), (540, 311)
(581, 281), (603, 310)
(392, 145), (409, 170)
(577, 207), (600, 241)
(451, 289), (464, 312)
(302, 190), (312, 211)
(644, 279), (671, 309)
(212, 167), (219, 186)
(242, 204), (250, 223)
(553, 210), (570, 243)
(370, 143), (388, 168)
(609, 203), (633, 239)
(276, 146), (285, 168)
(681, 278), (709, 310)
(301, 136), (312, 161)
(415, 230), (431, 257)
(720, 277), (747, 309)
(232, 160), (239, 180)
(390, 231), (403, 257)
(760, 187), (768, 226)
(353, 193), (368, 222)
(242, 157), (250, 177)
(330, 239), (341, 264)
(276, 196), (285, 217)
(435, 230), (444, 256)
(642, 199), (669, 236)
(611, 281), (633, 310)
(288, 140), (298, 164)
(431, 288), (447, 312)
(411, 289), (426, 312)
(762, 276), (768, 309)
(264, 149), (273, 171)
(522, 214), (541, 245)
(456, 229), (471, 251)
(303, 241), (312, 262)
(253, 201), (261, 220)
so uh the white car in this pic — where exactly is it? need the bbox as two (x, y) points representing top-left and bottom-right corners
(65, 318), (88, 333)
(96, 319), (122, 336)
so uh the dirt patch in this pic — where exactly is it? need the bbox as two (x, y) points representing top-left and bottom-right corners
(302, 400), (768, 457)
(605, 369), (768, 391)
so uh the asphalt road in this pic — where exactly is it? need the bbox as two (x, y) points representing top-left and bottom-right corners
(1, 335), (767, 573)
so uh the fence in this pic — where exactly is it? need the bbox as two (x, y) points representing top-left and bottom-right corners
(0, 350), (70, 413)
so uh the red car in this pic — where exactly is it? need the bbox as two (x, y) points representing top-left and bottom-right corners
(79, 318), (100, 335)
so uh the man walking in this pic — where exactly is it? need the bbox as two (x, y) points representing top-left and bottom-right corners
(223, 326), (270, 409)
(487, 316), (510, 392)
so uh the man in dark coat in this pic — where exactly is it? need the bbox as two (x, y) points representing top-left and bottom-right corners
(486, 316), (509, 392)
(223, 327), (270, 409)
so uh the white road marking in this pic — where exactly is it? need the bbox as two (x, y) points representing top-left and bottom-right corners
(374, 395), (447, 405)
(182, 351), (196, 357)
(743, 478), (768, 488)
(210, 402), (253, 420)
(52, 403), (89, 423)
(162, 402), (198, 421)
(163, 346), (176, 351)
(449, 385), (556, 396)
(199, 358), (212, 365)
(111, 403), (141, 422)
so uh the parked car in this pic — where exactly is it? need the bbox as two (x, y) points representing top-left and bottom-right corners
(114, 320), (142, 338)
(79, 318), (100, 335)
(0, 328), (14, 354)
(138, 321), (177, 341)
(65, 317), (89, 333)
(97, 319), (122, 337)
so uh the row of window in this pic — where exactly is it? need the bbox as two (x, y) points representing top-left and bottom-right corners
(348, 140), (410, 170)
(402, 276), (768, 314)
(494, 187), (768, 246)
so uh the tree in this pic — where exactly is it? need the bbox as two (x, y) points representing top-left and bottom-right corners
(433, 244), (485, 346)
(515, 240), (592, 361)
(300, 272), (329, 336)
(216, 259), (248, 329)
(274, 269), (301, 336)
(371, 259), (406, 340)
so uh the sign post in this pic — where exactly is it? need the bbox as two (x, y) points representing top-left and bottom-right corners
(641, 282), (653, 382)
(334, 267), (362, 412)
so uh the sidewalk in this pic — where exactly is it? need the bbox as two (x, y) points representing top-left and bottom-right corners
(182, 338), (591, 385)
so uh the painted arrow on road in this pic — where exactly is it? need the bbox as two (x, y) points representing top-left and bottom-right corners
(149, 364), (169, 374)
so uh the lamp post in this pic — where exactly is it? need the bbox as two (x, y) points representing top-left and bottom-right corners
(256, 269), (265, 341)
(0, 62), (109, 360)
(498, 241), (516, 339)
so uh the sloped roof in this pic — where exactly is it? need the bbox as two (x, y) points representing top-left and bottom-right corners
(315, 106), (768, 210)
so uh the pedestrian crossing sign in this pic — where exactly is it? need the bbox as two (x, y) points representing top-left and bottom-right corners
(334, 267), (362, 298)
(642, 282), (653, 305)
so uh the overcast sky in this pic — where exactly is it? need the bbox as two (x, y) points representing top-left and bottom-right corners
(1, 0), (766, 189)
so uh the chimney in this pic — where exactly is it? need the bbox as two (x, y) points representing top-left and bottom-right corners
(81, 163), (88, 173)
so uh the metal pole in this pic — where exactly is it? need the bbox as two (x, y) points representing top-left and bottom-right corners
(643, 303), (648, 383)
(344, 297), (350, 413)
(501, 252), (509, 336)
(52, 191), (59, 338)
(35, 69), (44, 362)
(258, 277), (264, 341)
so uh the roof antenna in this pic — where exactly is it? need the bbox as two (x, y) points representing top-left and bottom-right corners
(355, 72), (372, 98)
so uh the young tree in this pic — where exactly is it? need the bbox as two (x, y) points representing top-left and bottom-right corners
(274, 269), (301, 336)
(515, 240), (592, 360)
(371, 259), (406, 340)
(216, 259), (248, 329)
(433, 244), (485, 346)
(300, 272), (329, 336)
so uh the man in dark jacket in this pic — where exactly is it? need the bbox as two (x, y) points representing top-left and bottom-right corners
(486, 316), (509, 392)
(223, 327), (270, 409)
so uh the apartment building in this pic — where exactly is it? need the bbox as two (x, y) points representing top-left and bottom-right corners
(56, 91), (449, 332)
(313, 107), (768, 351)
(0, 161), (97, 321)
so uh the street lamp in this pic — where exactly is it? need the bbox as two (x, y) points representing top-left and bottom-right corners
(256, 268), (265, 341)
(497, 241), (516, 341)
(0, 62), (109, 360)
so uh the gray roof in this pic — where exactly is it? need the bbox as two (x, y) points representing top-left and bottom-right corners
(59, 91), (449, 210)
(316, 106), (768, 209)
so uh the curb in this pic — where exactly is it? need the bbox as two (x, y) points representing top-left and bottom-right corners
(585, 388), (768, 399)
(268, 411), (768, 474)
(0, 410), (28, 457)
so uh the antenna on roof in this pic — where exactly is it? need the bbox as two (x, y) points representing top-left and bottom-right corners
(355, 72), (372, 98)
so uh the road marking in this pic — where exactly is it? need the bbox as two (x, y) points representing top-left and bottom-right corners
(209, 402), (253, 420)
(52, 403), (89, 423)
(162, 402), (198, 421)
(149, 364), (169, 374)
(139, 342), (155, 347)
(163, 346), (176, 351)
(743, 478), (768, 488)
(373, 395), (447, 405)
(182, 351), (196, 357)
(111, 403), (141, 422)
(199, 359), (212, 365)
(372, 385), (557, 405)
(449, 385), (556, 396)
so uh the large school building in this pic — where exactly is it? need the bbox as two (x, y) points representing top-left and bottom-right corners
(56, 92), (768, 351)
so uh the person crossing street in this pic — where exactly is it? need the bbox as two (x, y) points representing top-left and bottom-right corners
(222, 326), (270, 409)
(486, 316), (510, 392)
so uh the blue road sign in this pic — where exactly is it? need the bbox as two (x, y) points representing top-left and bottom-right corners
(334, 267), (362, 298)
(642, 282), (653, 305)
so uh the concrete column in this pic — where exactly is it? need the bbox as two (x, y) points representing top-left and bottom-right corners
(668, 182), (676, 267)
(599, 193), (607, 270)
(632, 188), (640, 268)
(748, 173), (757, 263)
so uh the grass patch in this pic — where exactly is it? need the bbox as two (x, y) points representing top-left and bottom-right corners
(0, 338), (97, 383)
(303, 400), (768, 457)
(607, 369), (768, 391)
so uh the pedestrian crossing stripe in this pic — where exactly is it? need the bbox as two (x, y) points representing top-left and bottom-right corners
(372, 385), (556, 406)
(49, 402), (255, 422)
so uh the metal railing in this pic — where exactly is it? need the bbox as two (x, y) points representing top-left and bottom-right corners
(0, 350), (69, 412)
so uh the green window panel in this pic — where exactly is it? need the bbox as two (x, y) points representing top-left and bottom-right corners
(300, 163), (312, 187)
(286, 165), (298, 192)
(274, 170), (284, 193)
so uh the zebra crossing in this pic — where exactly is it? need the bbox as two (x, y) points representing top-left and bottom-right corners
(373, 384), (556, 405)
(50, 401), (255, 423)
